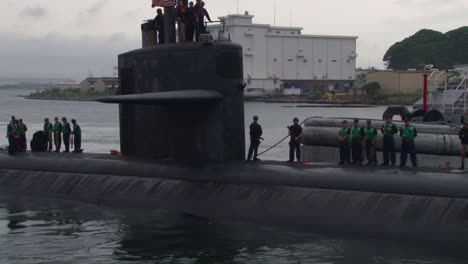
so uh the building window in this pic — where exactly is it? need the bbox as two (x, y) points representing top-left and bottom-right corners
(288, 59), (294, 62)
(273, 58), (277, 62)
(331, 60), (337, 62)
(291, 32), (295, 34)
(347, 60), (350, 63)
(277, 31), (280, 34)
(318, 59), (322, 63)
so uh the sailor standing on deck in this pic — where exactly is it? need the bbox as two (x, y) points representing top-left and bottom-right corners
(399, 117), (418, 168)
(175, 0), (186, 42)
(338, 120), (351, 165)
(247, 116), (262, 161)
(53, 117), (62, 153)
(154, 8), (165, 44)
(364, 120), (378, 166)
(350, 119), (365, 165)
(380, 116), (398, 166)
(17, 119), (28, 152)
(6, 119), (19, 155)
(6, 116), (16, 141)
(61, 117), (72, 153)
(43, 118), (53, 152)
(288, 117), (303, 162)
(185, 2), (196, 42)
(458, 121), (468, 170)
(71, 119), (82, 153)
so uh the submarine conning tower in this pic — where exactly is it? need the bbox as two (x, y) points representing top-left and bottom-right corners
(98, 21), (246, 162)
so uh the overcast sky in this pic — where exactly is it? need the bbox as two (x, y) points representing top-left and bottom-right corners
(0, 0), (467, 80)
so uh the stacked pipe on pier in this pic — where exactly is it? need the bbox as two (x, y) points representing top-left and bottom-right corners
(302, 117), (461, 156)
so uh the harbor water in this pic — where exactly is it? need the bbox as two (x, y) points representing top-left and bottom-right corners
(0, 88), (466, 263)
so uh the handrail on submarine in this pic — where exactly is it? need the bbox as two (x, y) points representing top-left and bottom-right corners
(257, 117), (314, 157)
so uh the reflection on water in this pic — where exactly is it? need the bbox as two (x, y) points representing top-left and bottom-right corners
(0, 195), (465, 264)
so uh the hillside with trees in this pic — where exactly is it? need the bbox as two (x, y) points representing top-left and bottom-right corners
(383, 27), (468, 70)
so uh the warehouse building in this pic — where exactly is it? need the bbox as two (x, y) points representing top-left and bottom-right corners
(55, 83), (81, 90)
(366, 71), (448, 95)
(208, 13), (358, 93)
(80, 77), (119, 94)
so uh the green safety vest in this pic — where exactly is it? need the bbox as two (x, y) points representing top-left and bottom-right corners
(339, 127), (350, 138)
(351, 126), (363, 140)
(365, 127), (376, 140)
(383, 122), (395, 137)
(44, 123), (53, 133)
(18, 123), (26, 135)
(401, 125), (416, 141)
(54, 122), (62, 133)
(62, 122), (71, 133)
(7, 123), (18, 134)
(73, 124), (82, 135)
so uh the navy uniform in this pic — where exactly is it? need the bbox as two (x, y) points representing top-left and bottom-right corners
(338, 121), (351, 165)
(154, 9), (165, 44)
(399, 120), (418, 168)
(288, 118), (303, 162)
(380, 119), (398, 165)
(247, 116), (262, 161)
(43, 119), (53, 151)
(350, 120), (365, 165)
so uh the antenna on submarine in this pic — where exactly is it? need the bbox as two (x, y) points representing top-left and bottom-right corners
(289, 8), (292, 27)
(273, 0), (276, 26)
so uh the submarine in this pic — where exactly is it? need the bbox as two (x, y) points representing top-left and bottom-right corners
(1, 12), (468, 247)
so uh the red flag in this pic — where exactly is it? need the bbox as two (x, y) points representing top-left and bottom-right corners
(152, 0), (173, 8)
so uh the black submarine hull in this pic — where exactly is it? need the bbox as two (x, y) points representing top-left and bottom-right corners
(1, 152), (468, 246)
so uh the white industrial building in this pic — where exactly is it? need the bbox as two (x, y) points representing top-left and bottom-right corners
(80, 77), (119, 93)
(208, 14), (358, 93)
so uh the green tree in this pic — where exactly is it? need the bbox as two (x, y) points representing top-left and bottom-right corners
(362, 82), (381, 96)
(383, 27), (468, 70)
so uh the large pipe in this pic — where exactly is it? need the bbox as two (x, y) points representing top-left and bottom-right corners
(423, 74), (428, 112)
(302, 126), (460, 156)
(304, 118), (459, 135)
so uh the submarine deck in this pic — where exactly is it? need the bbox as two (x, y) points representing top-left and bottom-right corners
(0, 151), (467, 199)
